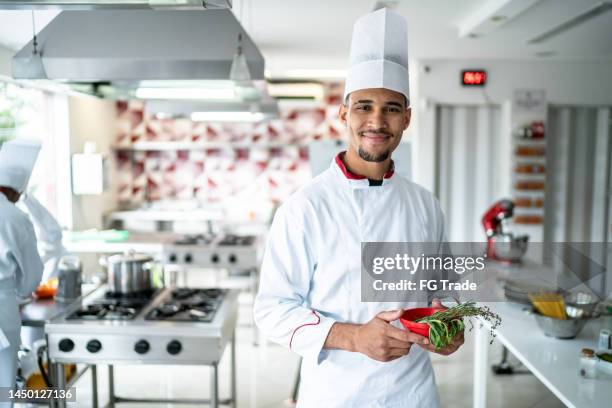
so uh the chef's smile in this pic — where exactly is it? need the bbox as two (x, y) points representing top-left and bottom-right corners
(360, 129), (393, 143)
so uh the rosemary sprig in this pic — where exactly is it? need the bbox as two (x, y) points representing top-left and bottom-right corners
(416, 301), (501, 349)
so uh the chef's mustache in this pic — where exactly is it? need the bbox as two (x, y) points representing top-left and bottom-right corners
(358, 129), (393, 137)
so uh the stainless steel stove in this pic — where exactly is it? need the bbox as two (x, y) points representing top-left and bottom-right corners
(46, 286), (238, 408)
(162, 233), (259, 269)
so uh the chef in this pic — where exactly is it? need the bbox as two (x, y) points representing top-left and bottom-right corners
(254, 8), (462, 407)
(0, 140), (44, 405)
(21, 192), (67, 282)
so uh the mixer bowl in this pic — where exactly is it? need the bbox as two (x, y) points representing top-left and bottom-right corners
(491, 234), (529, 262)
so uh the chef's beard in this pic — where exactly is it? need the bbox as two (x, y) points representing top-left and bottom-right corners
(358, 147), (390, 163)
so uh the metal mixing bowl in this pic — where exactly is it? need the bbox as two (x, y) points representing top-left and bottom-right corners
(492, 234), (529, 262)
(565, 292), (599, 318)
(533, 311), (588, 339)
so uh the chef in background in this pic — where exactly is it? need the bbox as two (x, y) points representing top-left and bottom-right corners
(20, 193), (67, 282)
(0, 140), (44, 406)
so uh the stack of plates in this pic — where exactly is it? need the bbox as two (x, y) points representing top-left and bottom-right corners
(500, 278), (559, 305)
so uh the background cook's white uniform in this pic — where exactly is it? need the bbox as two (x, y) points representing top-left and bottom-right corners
(0, 194), (44, 406)
(21, 194), (67, 281)
(254, 157), (447, 408)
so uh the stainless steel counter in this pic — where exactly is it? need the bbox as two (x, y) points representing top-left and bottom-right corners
(20, 284), (101, 328)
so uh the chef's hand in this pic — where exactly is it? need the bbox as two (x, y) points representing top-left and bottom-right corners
(353, 310), (429, 362)
(418, 298), (464, 356)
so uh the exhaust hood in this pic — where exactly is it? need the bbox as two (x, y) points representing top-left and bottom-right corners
(0, 1), (232, 10)
(12, 9), (264, 82)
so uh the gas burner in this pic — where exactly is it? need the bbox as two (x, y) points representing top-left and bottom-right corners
(189, 308), (213, 321)
(201, 288), (223, 299)
(173, 234), (215, 246)
(149, 302), (184, 318)
(68, 303), (141, 320)
(146, 288), (226, 323)
(67, 290), (158, 321)
(171, 288), (223, 301)
(172, 288), (198, 300)
(218, 234), (255, 246)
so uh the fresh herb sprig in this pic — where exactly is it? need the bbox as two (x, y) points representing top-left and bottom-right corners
(416, 301), (501, 349)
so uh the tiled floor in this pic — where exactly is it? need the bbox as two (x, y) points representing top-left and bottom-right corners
(30, 271), (566, 408)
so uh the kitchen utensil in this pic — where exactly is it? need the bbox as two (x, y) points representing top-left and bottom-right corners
(564, 292), (599, 318)
(56, 255), (82, 302)
(533, 310), (587, 339)
(103, 251), (161, 294)
(490, 234), (529, 262)
(399, 307), (445, 337)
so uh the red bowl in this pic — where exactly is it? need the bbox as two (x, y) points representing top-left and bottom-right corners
(399, 307), (446, 337)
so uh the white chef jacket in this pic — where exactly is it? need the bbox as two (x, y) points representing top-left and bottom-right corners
(0, 193), (43, 404)
(20, 194), (67, 281)
(254, 153), (447, 408)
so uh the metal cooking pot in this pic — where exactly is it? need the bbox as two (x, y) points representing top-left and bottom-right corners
(103, 251), (160, 294)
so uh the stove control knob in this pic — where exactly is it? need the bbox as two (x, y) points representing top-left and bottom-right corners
(184, 253), (193, 264)
(211, 254), (219, 264)
(86, 340), (102, 353)
(134, 340), (150, 355)
(167, 340), (182, 355)
(168, 253), (177, 263)
(58, 338), (74, 352)
(228, 254), (237, 264)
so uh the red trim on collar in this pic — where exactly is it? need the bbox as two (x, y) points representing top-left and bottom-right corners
(334, 152), (395, 180)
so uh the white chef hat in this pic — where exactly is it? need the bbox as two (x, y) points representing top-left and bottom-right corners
(0, 139), (41, 193)
(343, 8), (410, 106)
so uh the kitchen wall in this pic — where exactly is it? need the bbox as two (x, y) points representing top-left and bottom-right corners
(113, 83), (345, 218)
(68, 94), (118, 230)
(413, 59), (612, 192)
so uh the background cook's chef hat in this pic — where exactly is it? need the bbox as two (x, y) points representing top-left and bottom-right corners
(343, 8), (410, 106)
(0, 139), (41, 192)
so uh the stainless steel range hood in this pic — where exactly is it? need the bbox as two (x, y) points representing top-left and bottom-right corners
(0, 0), (232, 10)
(12, 9), (264, 82)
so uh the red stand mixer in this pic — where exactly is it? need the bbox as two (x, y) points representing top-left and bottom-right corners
(482, 199), (529, 263)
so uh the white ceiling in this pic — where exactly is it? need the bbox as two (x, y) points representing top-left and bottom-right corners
(0, 0), (610, 79)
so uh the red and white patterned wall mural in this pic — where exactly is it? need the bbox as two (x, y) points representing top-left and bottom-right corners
(115, 83), (345, 207)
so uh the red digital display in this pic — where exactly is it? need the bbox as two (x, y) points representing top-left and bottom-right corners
(461, 70), (487, 86)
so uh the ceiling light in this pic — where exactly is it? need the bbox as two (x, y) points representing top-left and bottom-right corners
(267, 82), (325, 100)
(230, 33), (252, 83)
(490, 15), (508, 22)
(191, 111), (265, 122)
(16, 11), (47, 79)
